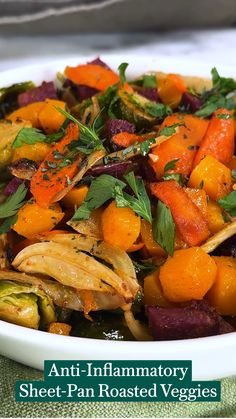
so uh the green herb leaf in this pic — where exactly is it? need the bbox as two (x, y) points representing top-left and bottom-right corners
(139, 138), (156, 156)
(153, 200), (175, 256)
(0, 214), (18, 234)
(159, 123), (184, 137)
(216, 113), (233, 120)
(114, 171), (152, 223)
(12, 127), (65, 149)
(195, 67), (236, 118)
(164, 158), (179, 173)
(163, 173), (183, 184)
(145, 102), (172, 119)
(143, 74), (157, 88)
(218, 191), (236, 216)
(0, 183), (27, 219)
(118, 62), (129, 86)
(133, 260), (158, 275)
(72, 175), (126, 221)
(55, 107), (105, 154)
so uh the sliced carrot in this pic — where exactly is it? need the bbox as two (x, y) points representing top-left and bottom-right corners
(65, 64), (119, 91)
(226, 156), (236, 171)
(150, 180), (210, 246)
(38, 99), (66, 134)
(30, 123), (80, 208)
(112, 132), (141, 148)
(168, 74), (187, 93)
(193, 108), (235, 168)
(7, 102), (45, 128)
(185, 188), (208, 218)
(150, 114), (208, 178)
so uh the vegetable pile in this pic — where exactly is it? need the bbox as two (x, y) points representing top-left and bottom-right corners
(0, 58), (235, 341)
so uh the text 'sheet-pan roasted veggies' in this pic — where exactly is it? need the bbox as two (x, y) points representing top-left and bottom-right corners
(0, 57), (236, 342)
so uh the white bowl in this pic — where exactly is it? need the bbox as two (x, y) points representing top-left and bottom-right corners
(0, 54), (235, 380)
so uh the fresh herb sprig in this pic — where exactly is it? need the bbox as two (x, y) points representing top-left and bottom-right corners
(72, 175), (126, 220)
(12, 127), (65, 149)
(218, 191), (236, 217)
(55, 107), (105, 154)
(195, 67), (236, 118)
(152, 200), (176, 256)
(113, 171), (152, 223)
(0, 183), (27, 233)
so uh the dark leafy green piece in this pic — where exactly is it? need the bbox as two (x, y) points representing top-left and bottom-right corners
(195, 67), (236, 118)
(153, 200), (176, 256)
(0, 183), (27, 233)
(159, 123), (184, 137)
(145, 102), (172, 119)
(164, 158), (179, 173)
(0, 81), (35, 118)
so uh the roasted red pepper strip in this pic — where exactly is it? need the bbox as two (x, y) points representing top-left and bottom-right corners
(150, 180), (210, 246)
(193, 108), (235, 168)
(30, 123), (80, 208)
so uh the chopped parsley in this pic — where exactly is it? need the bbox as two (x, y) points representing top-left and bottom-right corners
(153, 200), (176, 256)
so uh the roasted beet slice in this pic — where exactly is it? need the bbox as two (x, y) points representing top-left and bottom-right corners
(137, 87), (159, 103)
(18, 81), (57, 107)
(212, 235), (236, 258)
(87, 57), (110, 70)
(4, 177), (24, 196)
(145, 300), (234, 341)
(105, 118), (135, 139)
(87, 160), (134, 179)
(63, 79), (99, 102)
(181, 92), (203, 113)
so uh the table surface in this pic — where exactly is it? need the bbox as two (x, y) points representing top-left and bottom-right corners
(0, 29), (235, 72)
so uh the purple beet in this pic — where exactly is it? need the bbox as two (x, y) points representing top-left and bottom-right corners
(213, 235), (236, 258)
(145, 300), (234, 341)
(4, 177), (24, 196)
(18, 81), (57, 107)
(137, 87), (159, 103)
(63, 78), (99, 102)
(181, 92), (203, 113)
(105, 119), (135, 139)
(87, 160), (133, 179)
(87, 57), (110, 70)
(137, 157), (157, 182)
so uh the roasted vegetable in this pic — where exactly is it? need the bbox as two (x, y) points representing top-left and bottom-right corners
(65, 64), (119, 91)
(0, 280), (56, 329)
(207, 257), (236, 315)
(159, 247), (217, 302)
(8, 158), (38, 180)
(0, 120), (31, 169)
(18, 81), (57, 107)
(0, 81), (35, 118)
(146, 300), (234, 341)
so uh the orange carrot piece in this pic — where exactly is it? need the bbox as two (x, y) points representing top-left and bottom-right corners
(168, 74), (187, 93)
(150, 114), (208, 177)
(65, 64), (119, 91)
(193, 108), (235, 168)
(30, 123), (80, 208)
(112, 132), (141, 148)
(150, 180), (210, 246)
(61, 185), (89, 209)
(12, 142), (51, 163)
(226, 156), (236, 171)
(185, 188), (208, 218)
(48, 322), (72, 336)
